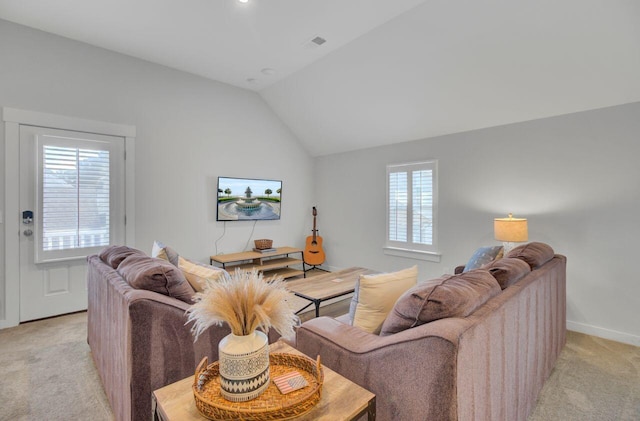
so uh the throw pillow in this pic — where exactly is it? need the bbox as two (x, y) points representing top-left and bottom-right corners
(463, 245), (504, 272)
(485, 257), (531, 289)
(178, 256), (228, 292)
(505, 242), (555, 269)
(379, 270), (501, 336)
(151, 240), (180, 267)
(350, 266), (418, 334)
(117, 254), (195, 303)
(98, 245), (146, 269)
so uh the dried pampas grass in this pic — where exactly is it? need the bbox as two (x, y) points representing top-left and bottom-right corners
(186, 268), (299, 340)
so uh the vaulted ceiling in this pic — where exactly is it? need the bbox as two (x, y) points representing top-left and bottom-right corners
(1, 0), (639, 156)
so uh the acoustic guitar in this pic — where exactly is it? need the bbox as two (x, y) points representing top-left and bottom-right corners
(304, 207), (326, 266)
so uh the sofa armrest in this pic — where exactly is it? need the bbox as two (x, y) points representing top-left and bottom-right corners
(128, 297), (230, 421)
(295, 317), (465, 420)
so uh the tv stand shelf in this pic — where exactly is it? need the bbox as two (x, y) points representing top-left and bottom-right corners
(210, 246), (306, 279)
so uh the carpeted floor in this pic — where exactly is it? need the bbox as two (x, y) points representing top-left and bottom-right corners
(0, 312), (112, 420)
(529, 331), (640, 420)
(0, 312), (638, 420)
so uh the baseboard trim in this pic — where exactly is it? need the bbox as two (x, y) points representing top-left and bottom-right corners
(567, 320), (640, 347)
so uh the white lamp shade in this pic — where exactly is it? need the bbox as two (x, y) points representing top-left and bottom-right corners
(494, 214), (528, 242)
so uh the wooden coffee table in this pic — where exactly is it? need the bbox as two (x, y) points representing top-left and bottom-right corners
(286, 267), (378, 318)
(152, 340), (376, 420)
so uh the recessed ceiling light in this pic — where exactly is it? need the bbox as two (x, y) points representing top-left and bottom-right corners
(238, 0), (249, 3)
(261, 68), (275, 76)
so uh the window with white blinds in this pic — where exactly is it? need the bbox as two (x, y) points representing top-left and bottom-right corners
(34, 131), (125, 263)
(386, 160), (438, 255)
(42, 145), (110, 251)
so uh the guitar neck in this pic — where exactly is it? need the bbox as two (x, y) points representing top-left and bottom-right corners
(312, 215), (317, 240)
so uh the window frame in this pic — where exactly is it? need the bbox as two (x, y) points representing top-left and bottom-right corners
(384, 160), (440, 262)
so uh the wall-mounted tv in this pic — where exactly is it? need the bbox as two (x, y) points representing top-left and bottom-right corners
(217, 176), (282, 221)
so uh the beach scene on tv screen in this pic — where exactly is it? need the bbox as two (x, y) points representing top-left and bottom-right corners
(217, 177), (281, 221)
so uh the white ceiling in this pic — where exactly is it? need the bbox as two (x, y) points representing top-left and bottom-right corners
(1, 0), (639, 156)
(0, 0), (425, 90)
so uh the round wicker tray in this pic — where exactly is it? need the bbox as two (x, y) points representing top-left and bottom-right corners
(193, 353), (324, 421)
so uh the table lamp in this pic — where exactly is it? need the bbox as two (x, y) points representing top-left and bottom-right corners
(494, 213), (528, 254)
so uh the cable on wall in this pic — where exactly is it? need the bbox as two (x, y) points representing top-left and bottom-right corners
(214, 221), (226, 255)
(243, 220), (258, 251)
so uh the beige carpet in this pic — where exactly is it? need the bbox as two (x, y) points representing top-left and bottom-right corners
(1, 312), (638, 421)
(0, 312), (112, 420)
(529, 331), (640, 420)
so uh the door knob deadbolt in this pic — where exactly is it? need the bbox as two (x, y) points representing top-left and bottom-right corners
(23, 210), (33, 225)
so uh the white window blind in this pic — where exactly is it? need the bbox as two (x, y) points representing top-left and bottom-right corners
(411, 169), (433, 245)
(33, 129), (125, 264)
(386, 160), (438, 256)
(42, 145), (110, 251)
(388, 171), (407, 242)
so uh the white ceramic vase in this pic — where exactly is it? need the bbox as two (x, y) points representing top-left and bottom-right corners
(218, 330), (270, 402)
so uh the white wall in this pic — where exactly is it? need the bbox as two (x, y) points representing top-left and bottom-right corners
(2, 19), (639, 346)
(315, 102), (640, 346)
(0, 20), (314, 325)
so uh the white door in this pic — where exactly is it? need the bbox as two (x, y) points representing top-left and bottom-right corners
(19, 125), (126, 322)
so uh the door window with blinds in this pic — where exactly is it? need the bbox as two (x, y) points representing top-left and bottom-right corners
(386, 160), (438, 255)
(34, 130), (125, 263)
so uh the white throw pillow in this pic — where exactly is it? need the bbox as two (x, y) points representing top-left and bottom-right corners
(178, 256), (227, 292)
(350, 266), (418, 334)
(151, 240), (179, 266)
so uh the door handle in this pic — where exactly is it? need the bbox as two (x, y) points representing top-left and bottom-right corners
(23, 229), (33, 237)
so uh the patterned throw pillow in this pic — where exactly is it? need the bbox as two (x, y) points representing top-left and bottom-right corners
(463, 246), (504, 272)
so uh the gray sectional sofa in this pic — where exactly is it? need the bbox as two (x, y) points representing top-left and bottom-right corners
(294, 242), (566, 420)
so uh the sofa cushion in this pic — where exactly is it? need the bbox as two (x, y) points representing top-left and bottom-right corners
(379, 270), (501, 336)
(463, 246), (503, 272)
(117, 255), (195, 303)
(349, 266), (418, 334)
(485, 257), (531, 289)
(99, 245), (146, 269)
(178, 256), (228, 292)
(151, 240), (180, 267)
(506, 242), (555, 269)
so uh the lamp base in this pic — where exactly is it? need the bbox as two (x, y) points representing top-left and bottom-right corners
(502, 242), (517, 255)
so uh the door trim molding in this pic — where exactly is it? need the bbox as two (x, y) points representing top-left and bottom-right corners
(3, 107), (136, 137)
(1, 107), (136, 329)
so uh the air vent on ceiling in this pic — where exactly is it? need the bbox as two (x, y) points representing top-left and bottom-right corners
(304, 35), (327, 49)
(311, 36), (326, 46)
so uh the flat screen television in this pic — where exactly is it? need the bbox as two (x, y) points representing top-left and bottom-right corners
(217, 176), (282, 221)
